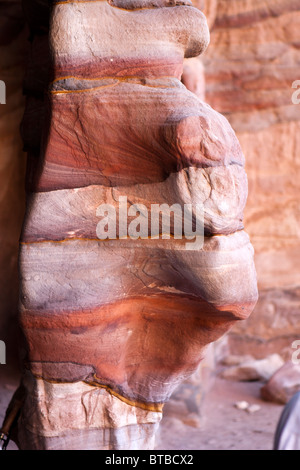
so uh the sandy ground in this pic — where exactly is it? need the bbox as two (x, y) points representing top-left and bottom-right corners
(0, 367), (284, 451)
(157, 377), (284, 450)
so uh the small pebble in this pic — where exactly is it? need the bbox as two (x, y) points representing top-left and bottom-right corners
(247, 404), (261, 414)
(235, 401), (249, 410)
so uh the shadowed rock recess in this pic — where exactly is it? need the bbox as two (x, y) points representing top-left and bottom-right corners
(0, 1), (27, 363)
(17, 0), (258, 450)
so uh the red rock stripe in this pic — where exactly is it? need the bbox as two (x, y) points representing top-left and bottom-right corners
(27, 83), (243, 192)
(50, 57), (184, 82)
(20, 294), (252, 403)
(214, 0), (300, 29)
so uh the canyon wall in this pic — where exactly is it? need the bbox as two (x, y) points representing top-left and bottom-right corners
(1, 0), (299, 385)
(202, 0), (300, 358)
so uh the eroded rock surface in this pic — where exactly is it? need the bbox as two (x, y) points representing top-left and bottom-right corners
(261, 362), (300, 405)
(18, 0), (257, 450)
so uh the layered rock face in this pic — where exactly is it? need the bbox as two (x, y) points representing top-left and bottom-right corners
(18, 0), (257, 449)
(202, 0), (300, 358)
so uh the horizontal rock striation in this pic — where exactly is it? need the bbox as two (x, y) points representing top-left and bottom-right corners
(18, 0), (258, 449)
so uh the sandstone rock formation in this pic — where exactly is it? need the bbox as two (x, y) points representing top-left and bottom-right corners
(17, 0), (257, 449)
(261, 361), (300, 405)
(202, 0), (300, 358)
(221, 354), (284, 382)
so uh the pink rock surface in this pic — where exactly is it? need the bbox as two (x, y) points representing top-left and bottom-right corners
(261, 362), (300, 405)
(202, 0), (300, 357)
(16, 0), (257, 449)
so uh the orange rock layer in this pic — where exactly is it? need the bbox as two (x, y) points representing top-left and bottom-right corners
(18, 0), (258, 449)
